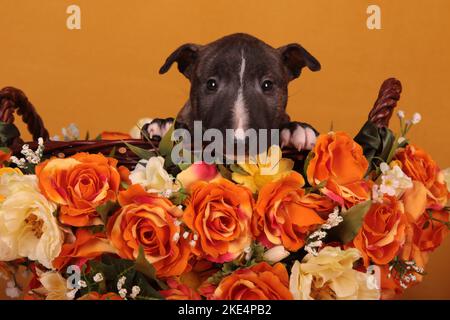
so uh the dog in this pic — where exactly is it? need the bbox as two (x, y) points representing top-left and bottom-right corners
(146, 33), (321, 153)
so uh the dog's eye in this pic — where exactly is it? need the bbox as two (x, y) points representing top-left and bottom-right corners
(206, 79), (218, 91)
(261, 80), (273, 92)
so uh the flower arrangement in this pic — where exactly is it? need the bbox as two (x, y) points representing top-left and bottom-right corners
(0, 79), (448, 300)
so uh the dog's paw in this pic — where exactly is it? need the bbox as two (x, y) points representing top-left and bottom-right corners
(280, 122), (319, 151)
(142, 118), (174, 140)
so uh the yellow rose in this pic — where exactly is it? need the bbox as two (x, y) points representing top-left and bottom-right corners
(232, 145), (294, 193)
(0, 169), (62, 269)
(289, 246), (379, 300)
(129, 156), (179, 194)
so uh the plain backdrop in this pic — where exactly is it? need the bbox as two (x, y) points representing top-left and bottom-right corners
(0, 0), (449, 299)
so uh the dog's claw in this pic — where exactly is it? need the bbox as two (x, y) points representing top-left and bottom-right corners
(280, 122), (318, 152)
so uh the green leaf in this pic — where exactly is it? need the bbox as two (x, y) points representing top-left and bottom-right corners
(135, 246), (157, 280)
(229, 164), (249, 176)
(217, 164), (232, 180)
(123, 141), (155, 160)
(329, 200), (372, 244)
(135, 246), (168, 290)
(354, 121), (395, 173)
(108, 146), (116, 158)
(303, 151), (315, 176)
(158, 124), (174, 157)
(178, 162), (191, 171)
(96, 201), (119, 224)
(0, 122), (20, 147)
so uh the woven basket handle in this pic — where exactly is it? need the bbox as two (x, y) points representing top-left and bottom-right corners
(0, 87), (49, 147)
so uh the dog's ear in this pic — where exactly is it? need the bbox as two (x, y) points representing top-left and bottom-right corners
(159, 43), (201, 79)
(278, 43), (321, 80)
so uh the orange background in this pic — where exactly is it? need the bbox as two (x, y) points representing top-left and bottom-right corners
(0, 0), (449, 299)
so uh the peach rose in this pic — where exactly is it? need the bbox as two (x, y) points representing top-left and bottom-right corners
(211, 262), (292, 300)
(160, 278), (201, 300)
(176, 162), (221, 191)
(107, 184), (191, 278)
(52, 229), (116, 270)
(183, 178), (254, 263)
(307, 131), (370, 207)
(395, 145), (448, 207)
(36, 153), (121, 226)
(352, 196), (407, 266)
(252, 172), (326, 251)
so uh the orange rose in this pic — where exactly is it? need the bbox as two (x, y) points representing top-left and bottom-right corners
(211, 262), (292, 300)
(307, 131), (370, 207)
(52, 229), (116, 270)
(413, 210), (449, 252)
(107, 184), (191, 278)
(183, 178), (254, 263)
(160, 278), (201, 300)
(100, 131), (132, 140)
(352, 196), (407, 266)
(36, 153), (121, 226)
(252, 172), (325, 251)
(395, 145), (448, 207)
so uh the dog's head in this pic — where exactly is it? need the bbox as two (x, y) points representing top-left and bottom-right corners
(159, 33), (320, 139)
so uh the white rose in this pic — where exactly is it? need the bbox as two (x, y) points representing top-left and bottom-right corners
(0, 168), (62, 269)
(289, 246), (380, 300)
(129, 156), (179, 194)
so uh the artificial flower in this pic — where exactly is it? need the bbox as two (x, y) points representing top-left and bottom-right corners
(176, 162), (221, 191)
(107, 184), (191, 278)
(289, 246), (379, 300)
(232, 145), (294, 193)
(252, 172), (325, 251)
(352, 196), (407, 266)
(160, 278), (201, 300)
(52, 229), (116, 270)
(395, 145), (448, 207)
(212, 262), (292, 300)
(36, 153), (121, 227)
(307, 131), (370, 207)
(129, 156), (179, 194)
(183, 178), (254, 263)
(34, 271), (73, 300)
(0, 169), (62, 269)
(78, 292), (123, 300)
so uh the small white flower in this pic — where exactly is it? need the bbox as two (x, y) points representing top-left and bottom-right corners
(189, 240), (196, 247)
(77, 280), (87, 288)
(411, 112), (422, 124)
(93, 273), (104, 283)
(396, 110), (405, 119)
(182, 231), (189, 239)
(130, 286), (141, 299)
(172, 232), (180, 242)
(193, 233), (199, 241)
(118, 288), (127, 299)
(117, 276), (126, 290)
(397, 137), (406, 144)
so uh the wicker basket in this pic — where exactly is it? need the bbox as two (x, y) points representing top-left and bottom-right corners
(0, 78), (402, 169)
